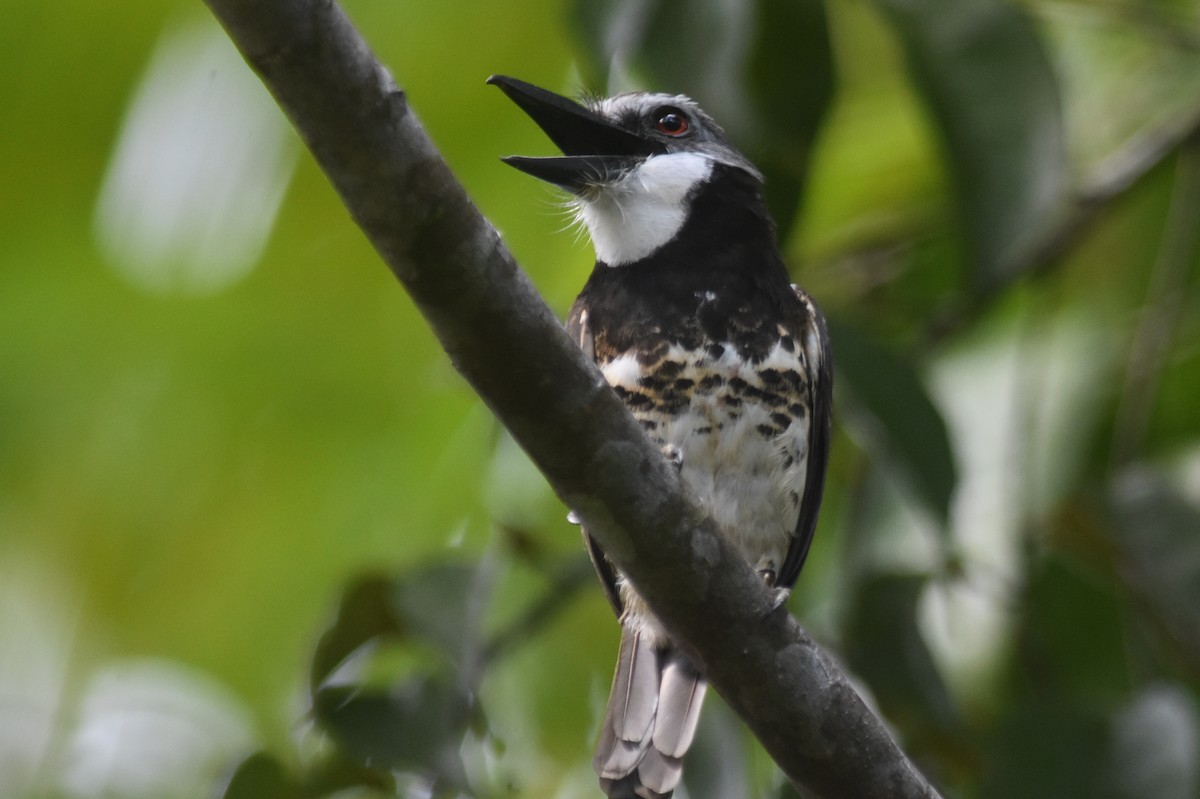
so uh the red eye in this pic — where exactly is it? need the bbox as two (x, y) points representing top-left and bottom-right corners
(655, 108), (689, 137)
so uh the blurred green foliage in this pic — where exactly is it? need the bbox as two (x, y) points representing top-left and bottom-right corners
(2, 0), (1200, 797)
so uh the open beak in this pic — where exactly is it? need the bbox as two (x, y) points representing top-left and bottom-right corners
(488, 75), (662, 193)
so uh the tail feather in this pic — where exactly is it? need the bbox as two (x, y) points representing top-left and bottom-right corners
(632, 748), (684, 797)
(595, 629), (707, 798)
(653, 656), (707, 758)
(595, 629), (657, 780)
(598, 736), (650, 782)
(611, 629), (659, 741)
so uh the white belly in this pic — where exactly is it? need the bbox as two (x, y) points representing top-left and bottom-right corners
(601, 339), (810, 572)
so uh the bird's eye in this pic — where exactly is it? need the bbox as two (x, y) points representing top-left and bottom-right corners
(654, 107), (690, 137)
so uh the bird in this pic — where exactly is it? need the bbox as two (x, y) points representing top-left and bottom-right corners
(489, 75), (832, 799)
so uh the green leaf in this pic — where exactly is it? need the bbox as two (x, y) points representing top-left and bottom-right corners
(874, 0), (1068, 287)
(569, 0), (834, 238)
(311, 562), (491, 693)
(746, 0), (836, 234)
(389, 561), (491, 664)
(1042, 4), (1200, 177)
(311, 575), (404, 693)
(829, 317), (957, 525)
(221, 752), (302, 799)
(1146, 326), (1200, 455)
(1015, 555), (1129, 706)
(303, 751), (397, 797)
(843, 572), (960, 738)
(222, 750), (395, 799)
(1109, 470), (1200, 669)
(980, 699), (1108, 799)
(313, 676), (474, 784)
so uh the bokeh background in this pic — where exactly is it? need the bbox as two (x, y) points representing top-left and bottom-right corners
(3, 0), (1200, 797)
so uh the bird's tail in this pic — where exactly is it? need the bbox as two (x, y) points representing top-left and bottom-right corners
(593, 628), (707, 799)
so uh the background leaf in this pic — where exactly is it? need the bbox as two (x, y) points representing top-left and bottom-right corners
(311, 575), (403, 693)
(1109, 469), (1200, 670)
(1014, 555), (1130, 707)
(873, 0), (1069, 287)
(979, 700), (1108, 799)
(388, 560), (492, 666)
(222, 753), (302, 799)
(311, 561), (489, 693)
(313, 677), (474, 784)
(828, 317), (957, 525)
(843, 573), (960, 741)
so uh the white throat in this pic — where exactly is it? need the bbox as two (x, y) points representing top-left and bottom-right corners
(576, 152), (713, 266)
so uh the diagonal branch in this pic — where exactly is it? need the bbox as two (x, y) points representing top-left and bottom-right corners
(202, 1), (943, 797)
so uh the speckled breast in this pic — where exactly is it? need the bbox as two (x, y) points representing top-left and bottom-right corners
(599, 328), (812, 568)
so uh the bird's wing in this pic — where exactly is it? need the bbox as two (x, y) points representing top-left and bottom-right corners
(777, 285), (833, 589)
(566, 304), (625, 617)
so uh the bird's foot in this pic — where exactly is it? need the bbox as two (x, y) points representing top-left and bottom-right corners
(756, 563), (790, 612)
(660, 444), (684, 472)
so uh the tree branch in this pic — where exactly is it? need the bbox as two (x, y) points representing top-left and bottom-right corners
(202, 1), (943, 796)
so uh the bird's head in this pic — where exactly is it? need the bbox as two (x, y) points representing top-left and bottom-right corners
(489, 75), (763, 266)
